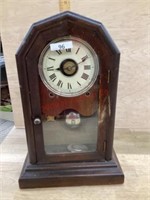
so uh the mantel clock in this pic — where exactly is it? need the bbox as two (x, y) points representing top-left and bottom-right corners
(16, 11), (124, 188)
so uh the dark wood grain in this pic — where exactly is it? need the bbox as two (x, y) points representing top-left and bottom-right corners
(19, 150), (124, 188)
(40, 81), (99, 117)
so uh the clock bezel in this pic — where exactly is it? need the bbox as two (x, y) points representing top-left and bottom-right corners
(38, 36), (99, 97)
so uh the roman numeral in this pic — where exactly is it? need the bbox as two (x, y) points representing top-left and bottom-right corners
(57, 80), (63, 87)
(84, 65), (91, 70)
(66, 48), (71, 52)
(77, 81), (81, 86)
(68, 83), (72, 89)
(81, 73), (89, 80)
(76, 47), (80, 54)
(48, 57), (55, 61)
(56, 50), (62, 55)
(47, 66), (54, 71)
(81, 55), (88, 62)
(49, 73), (57, 82)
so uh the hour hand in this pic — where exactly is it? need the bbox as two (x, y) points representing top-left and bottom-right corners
(55, 67), (61, 71)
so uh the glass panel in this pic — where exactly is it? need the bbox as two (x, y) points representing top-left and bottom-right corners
(38, 36), (100, 155)
(42, 110), (98, 154)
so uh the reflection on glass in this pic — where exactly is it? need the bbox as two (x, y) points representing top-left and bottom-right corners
(42, 109), (98, 154)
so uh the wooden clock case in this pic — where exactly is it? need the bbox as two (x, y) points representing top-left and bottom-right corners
(16, 11), (124, 188)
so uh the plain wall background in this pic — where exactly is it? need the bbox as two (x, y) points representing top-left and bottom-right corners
(1, 0), (150, 129)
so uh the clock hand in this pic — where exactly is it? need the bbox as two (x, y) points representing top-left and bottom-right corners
(55, 56), (89, 71)
(77, 55), (89, 65)
(55, 65), (75, 71)
(55, 66), (71, 71)
(55, 67), (61, 71)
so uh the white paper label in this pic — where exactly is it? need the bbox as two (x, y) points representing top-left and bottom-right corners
(50, 41), (73, 51)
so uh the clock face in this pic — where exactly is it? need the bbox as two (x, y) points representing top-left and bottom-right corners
(38, 36), (99, 97)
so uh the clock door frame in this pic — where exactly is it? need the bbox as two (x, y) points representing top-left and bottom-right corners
(16, 11), (120, 164)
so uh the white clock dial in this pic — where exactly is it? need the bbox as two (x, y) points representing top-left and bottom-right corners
(38, 36), (99, 97)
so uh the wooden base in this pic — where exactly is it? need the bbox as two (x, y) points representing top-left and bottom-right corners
(19, 151), (124, 188)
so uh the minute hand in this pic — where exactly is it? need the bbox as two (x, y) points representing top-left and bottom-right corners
(77, 55), (89, 65)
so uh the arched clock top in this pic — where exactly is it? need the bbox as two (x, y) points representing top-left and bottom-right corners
(16, 11), (120, 61)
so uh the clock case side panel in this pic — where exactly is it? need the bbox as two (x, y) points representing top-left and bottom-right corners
(15, 23), (50, 164)
(105, 53), (120, 160)
(83, 17), (120, 161)
(97, 23), (120, 161)
(16, 45), (37, 164)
